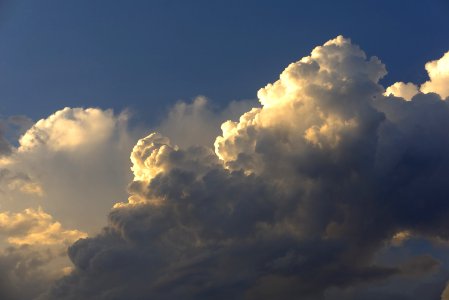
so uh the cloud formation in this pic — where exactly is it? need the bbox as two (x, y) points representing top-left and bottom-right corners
(0, 207), (87, 300)
(0, 107), (137, 233)
(157, 96), (257, 148)
(386, 50), (449, 101)
(0, 207), (86, 246)
(32, 36), (449, 300)
(384, 82), (419, 101)
(0, 108), (136, 299)
(421, 51), (449, 98)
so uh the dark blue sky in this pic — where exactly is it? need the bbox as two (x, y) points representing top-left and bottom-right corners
(0, 0), (448, 124)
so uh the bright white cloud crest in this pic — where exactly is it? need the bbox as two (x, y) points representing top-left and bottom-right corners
(384, 82), (419, 100)
(421, 51), (449, 98)
(18, 107), (116, 152)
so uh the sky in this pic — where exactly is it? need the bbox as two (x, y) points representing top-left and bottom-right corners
(1, 1), (449, 299)
(0, 0), (448, 121)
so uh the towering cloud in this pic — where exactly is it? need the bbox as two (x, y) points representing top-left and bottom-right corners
(33, 36), (449, 300)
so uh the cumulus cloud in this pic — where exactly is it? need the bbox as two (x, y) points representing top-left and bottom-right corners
(386, 50), (449, 101)
(384, 82), (419, 100)
(421, 51), (449, 99)
(30, 36), (449, 300)
(0, 207), (86, 246)
(157, 96), (258, 148)
(0, 107), (138, 298)
(0, 107), (137, 233)
(0, 207), (87, 300)
(18, 107), (117, 152)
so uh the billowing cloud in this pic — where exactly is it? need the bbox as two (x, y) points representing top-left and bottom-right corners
(384, 82), (419, 100)
(31, 36), (449, 300)
(0, 207), (86, 246)
(18, 107), (117, 152)
(0, 207), (86, 300)
(421, 51), (449, 99)
(386, 50), (449, 101)
(0, 107), (137, 233)
(157, 96), (258, 148)
(0, 108), (138, 299)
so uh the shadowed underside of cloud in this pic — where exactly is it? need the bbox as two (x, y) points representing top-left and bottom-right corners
(31, 36), (449, 299)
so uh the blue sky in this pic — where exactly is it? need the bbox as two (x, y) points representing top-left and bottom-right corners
(0, 0), (448, 123)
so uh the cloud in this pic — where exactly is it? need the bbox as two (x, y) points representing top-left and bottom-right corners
(0, 122), (12, 156)
(0, 115), (32, 158)
(0, 244), (76, 300)
(0, 207), (86, 246)
(157, 96), (258, 148)
(384, 82), (419, 101)
(0, 107), (137, 233)
(0, 207), (87, 300)
(30, 36), (449, 300)
(421, 51), (449, 99)
(18, 108), (117, 152)
(0, 107), (138, 298)
(386, 50), (449, 101)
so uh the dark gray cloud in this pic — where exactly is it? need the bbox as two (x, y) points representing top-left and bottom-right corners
(37, 37), (449, 299)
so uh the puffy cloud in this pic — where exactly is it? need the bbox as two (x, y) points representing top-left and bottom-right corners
(34, 36), (449, 299)
(18, 108), (120, 153)
(0, 107), (137, 233)
(157, 96), (258, 148)
(384, 82), (419, 100)
(0, 207), (86, 300)
(386, 50), (449, 101)
(0, 207), (86, 246)
(421, 51), (449, 99)
(0, 107), (139, 298)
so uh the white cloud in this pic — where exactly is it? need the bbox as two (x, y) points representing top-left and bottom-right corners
(421, 51), (449, 99)
(386, 51), (449, 101)
(384, 82), (419, 100)
(0, 107), (137, 234)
